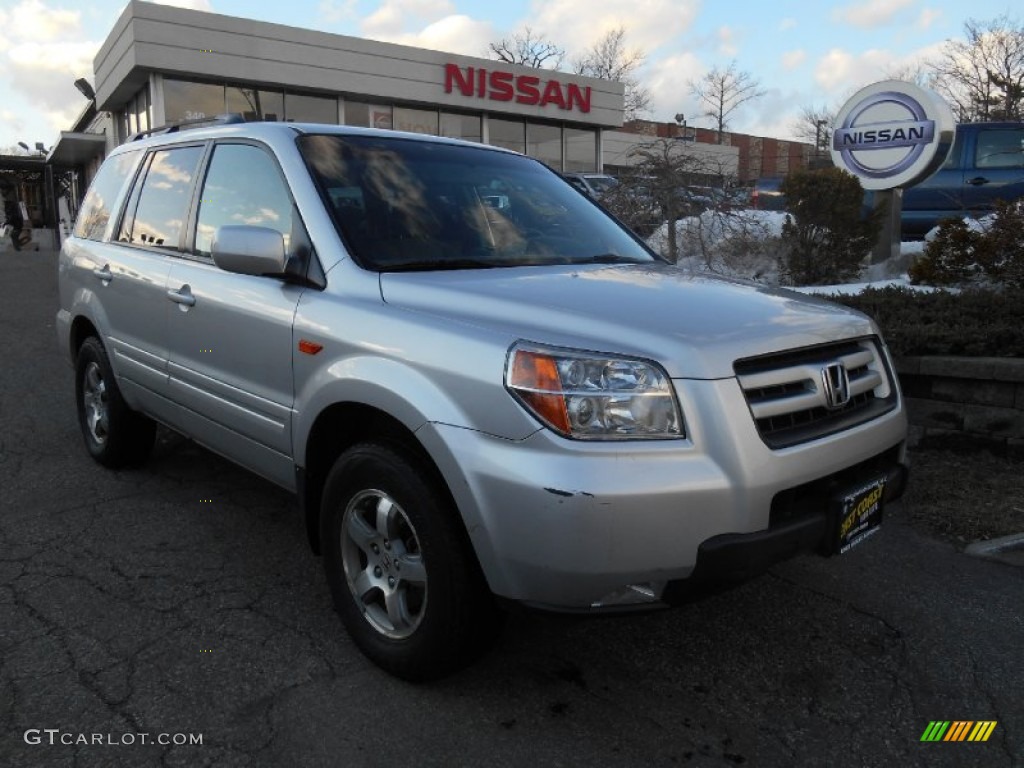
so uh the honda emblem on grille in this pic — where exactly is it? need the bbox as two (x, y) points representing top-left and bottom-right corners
(821, 362), (851, 410)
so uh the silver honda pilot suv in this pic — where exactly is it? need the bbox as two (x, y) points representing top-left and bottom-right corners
(57, 121), (908, 680)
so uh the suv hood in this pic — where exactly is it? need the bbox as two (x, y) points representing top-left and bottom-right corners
(379, 263), (876, 379)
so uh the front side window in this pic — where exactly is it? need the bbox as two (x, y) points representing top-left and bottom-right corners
(122, 146), (204, 249)
(975, 129), (1024, 169)
(194, 143), (293, 257)
(73, 150), (140, 241)
(298, 134), (656, 271)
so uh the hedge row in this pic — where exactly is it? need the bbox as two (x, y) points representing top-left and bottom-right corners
(817, 286), (1024, 358)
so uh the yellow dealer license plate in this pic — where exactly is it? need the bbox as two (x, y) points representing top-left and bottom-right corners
(836, 478), (885, 554)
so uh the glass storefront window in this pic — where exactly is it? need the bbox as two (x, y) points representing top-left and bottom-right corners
(527, 122), (562, 170)
(440, 112), (481, 142)
(393, 107), (438, 136)
(163, 79), (225, 123)
(227, 86), (283, 121)
(488, 117), (525, 153)
(345, 101), (393, 129)
(565, 127), (597, 172)
(285, 92), (338, 124)
(134, 86), (150, 133)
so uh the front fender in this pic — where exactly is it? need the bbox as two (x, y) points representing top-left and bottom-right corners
(293, 355), (480, 457)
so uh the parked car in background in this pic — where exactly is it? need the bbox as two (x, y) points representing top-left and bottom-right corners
(751, 177), (786, 211)
(901, 121), (1024, 239)
(563, 172), (620, 199)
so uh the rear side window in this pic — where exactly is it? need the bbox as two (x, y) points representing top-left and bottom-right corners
(121, 146), (204, 249)
(73, 151), (140, 241)
(975, 129), (1024, 169)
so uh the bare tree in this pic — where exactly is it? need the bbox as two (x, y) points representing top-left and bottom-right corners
(689, 61), (766, 143)
(791, 103), (837, 149)
(881, 63), (933, 88)
(929, 15), (1024, 121)
(573, 28), (651, 120)
(604, 138), (728, 263)
(488, 27), (565, 69)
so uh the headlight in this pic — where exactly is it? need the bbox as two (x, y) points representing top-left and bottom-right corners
(505, 343), (683, 439)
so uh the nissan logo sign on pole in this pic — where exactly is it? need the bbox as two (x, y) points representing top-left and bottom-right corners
(829, 80), (955, 265)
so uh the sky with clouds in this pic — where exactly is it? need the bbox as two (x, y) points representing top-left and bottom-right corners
(0, 0), (1018, 152)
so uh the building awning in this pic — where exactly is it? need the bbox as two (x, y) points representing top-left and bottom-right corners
(47, 132), (106, 166)
(0, 155), (46, 173)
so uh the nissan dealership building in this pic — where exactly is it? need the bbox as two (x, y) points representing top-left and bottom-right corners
(50, 0), (625, 180)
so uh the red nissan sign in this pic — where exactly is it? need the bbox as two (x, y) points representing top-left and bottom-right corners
(444, 63), (592, 114)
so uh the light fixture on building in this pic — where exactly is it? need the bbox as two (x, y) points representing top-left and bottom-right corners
(74, 78), (96, 101)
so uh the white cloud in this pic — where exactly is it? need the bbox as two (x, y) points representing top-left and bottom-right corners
(140, 0), (214, 10)
(526, 0), (700, 61)
(367, 14), (496, 57)
(644, 51), (705, 124)
(7, 41), (98, 110)
(0, 0), (79, 43)
(781, 49), (806, 71)
(813, 42), (945, 97)
(0, 1), (101, 145)
(779, 18), (797, 32)
(717, 26), (737, 57)
(832, 0), (914, 30)
(318, 0), (357, 24)
(1, 110), (25, 137)
(361, 0), (455, 37)
(916, 8), (942, 30)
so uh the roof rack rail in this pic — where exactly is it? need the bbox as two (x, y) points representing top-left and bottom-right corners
(128, 113), (246, 142)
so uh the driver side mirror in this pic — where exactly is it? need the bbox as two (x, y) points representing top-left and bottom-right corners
(211, 225), (287, 277)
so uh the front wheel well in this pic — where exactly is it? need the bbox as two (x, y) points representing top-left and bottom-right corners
(69, 316), (100, 363)
(301, 404), (453, 555)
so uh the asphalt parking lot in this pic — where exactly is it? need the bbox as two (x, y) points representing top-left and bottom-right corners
(1, 249), (1022, 768)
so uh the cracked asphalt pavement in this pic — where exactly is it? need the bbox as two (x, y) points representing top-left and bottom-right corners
(1, 250), (1022, 767)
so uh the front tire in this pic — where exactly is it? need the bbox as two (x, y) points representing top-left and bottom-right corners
(75, 337), (156, 468)
(321, 441), (500, 681)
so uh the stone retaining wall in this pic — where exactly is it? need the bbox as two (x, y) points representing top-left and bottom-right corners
(895, 356), (1024, 457)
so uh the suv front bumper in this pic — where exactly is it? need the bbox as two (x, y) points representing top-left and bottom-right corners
(418, 377), (908, 610)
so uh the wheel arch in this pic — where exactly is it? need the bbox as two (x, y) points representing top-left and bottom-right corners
(69, 315), (100, 363)
(300, 402), (466, 559)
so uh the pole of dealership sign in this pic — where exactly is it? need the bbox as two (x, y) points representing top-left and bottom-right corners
(829, 80), (956, 268)
(871, 189), (902, 265)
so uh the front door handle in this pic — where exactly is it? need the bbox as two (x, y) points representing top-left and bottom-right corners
(966, 176), (990, 186)
(167, 285), (196, 307)
(92, 265), (113, 282)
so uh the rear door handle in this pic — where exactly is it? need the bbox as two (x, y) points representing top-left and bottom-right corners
(967, 176), (990, 186)
(92, 265), (112, 282)
(166, 285), (196, 307)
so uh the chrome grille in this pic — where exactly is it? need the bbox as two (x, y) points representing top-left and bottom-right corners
(734, 338), (897, 449)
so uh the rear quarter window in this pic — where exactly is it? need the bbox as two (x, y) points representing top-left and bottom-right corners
(73, 151), (140, 241)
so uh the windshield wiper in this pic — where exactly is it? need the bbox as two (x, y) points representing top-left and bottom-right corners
(383, 258), (514, 272)
(572, 253), (649, 265)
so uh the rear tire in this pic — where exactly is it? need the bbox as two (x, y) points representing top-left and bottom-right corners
(75, 337), (156, 468)
(321, 441), (501, 681)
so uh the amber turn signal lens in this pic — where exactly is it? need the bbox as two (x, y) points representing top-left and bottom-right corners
(508, 349), (571, 435)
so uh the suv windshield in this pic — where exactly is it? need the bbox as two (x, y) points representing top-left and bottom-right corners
(298, 134), (656, 271)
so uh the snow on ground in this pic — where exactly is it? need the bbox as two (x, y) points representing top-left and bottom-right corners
(644, 209), (943, 295)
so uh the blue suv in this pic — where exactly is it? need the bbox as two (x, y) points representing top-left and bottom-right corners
(902, 122), (1024, 238)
